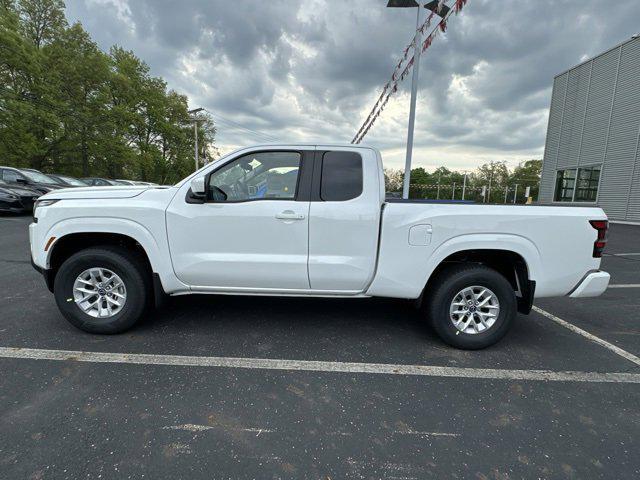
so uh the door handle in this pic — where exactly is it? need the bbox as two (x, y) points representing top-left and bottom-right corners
(275, 210), (305, 220)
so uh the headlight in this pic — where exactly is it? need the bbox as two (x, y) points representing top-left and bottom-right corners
(33, 199), (59, 221)
(34, 199), (60, 209)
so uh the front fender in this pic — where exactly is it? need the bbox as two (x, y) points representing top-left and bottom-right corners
(39, 217), (188, 294)
(44, 217), (162, 270)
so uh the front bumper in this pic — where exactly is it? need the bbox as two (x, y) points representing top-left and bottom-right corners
(569, 271), (610, 298)
(29, 222), (54, 292)
(30, 256), (55, 292)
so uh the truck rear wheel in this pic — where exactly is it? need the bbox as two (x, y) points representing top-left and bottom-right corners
(53, 246), (149, 334)
(425, 264), (516, 349)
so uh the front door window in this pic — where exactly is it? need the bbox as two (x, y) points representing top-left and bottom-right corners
(208, 151), (301, 202)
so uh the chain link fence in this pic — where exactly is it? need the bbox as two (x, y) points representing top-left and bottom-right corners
(387, 184), (536, 204)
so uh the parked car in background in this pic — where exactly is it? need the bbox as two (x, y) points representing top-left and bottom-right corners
(47, 174), (89, 187)
(0, 178), (40, 213)
(82, 177), (123, 186)
(0, 167), (63, 195)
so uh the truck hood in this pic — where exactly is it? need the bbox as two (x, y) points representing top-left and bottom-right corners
(40, 186), (159, 200)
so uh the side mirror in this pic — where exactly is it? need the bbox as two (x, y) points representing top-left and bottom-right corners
(190, 176), (206, 195)
(16, 177), (27, 184)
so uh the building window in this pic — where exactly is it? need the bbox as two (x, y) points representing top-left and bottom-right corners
(554, 169), (576, 201)
(554, 166), (600, 202)
(574, 166), (601, 202)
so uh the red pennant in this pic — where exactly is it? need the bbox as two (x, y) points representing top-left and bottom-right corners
(422, 33), (434, 52)
(352, 0), (471, 143)
(455, 0), (468, 13)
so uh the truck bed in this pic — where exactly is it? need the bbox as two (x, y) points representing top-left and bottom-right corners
(366, 202), (606, 299)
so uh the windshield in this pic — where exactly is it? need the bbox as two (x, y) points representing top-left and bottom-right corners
(21, 170), (59, 185)
(58, 176), (87, 186)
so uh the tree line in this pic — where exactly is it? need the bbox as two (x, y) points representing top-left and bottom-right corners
(0, 0), (215, 184)
(385, 159), (542, 203)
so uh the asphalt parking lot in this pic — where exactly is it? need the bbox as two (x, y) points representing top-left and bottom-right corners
(1, 216), (639, 479)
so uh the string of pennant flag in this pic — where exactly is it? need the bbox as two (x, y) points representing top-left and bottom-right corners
(351, 0), (469, 144)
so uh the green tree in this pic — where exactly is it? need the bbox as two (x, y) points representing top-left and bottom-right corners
(509, 159), (542, 202)
(0, 2), (48, 167)
(0, 0), (216, 183)
(410, 167), (430, 185)
(17, 0), (66, 49)
(474, 161), (509, 203)
(45, 22), (111, 174)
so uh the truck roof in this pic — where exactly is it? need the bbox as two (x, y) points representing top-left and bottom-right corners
(242, 142), (377, 150)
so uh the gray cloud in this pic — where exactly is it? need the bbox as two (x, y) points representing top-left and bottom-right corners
(65, 0), (640, 169)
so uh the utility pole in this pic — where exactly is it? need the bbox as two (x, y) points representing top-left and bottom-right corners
(194, 123), (198, 170)
(401, 2), (425, 199)
(504, 185), (509, 203)
(513, 183), (519, 204)
(461, 171), (467, 200)
(452, 182), (456, 200)
(436, 171), (441, 199)
(188, 107), (205, 172)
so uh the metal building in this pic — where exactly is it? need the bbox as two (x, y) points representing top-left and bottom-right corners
(539, 35), (640, 221)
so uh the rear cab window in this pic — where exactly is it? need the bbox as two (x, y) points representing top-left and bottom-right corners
(320, 151), (363, 201)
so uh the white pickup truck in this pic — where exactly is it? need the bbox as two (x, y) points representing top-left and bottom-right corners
(29, 144), (610, 349)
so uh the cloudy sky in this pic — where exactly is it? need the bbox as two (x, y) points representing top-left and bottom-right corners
(65, 0), (640, 171)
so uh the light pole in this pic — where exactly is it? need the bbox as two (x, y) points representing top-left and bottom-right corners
(387, 1), (450, 199)
(188, 107), (205, 171)
(487, 170), (493, 203)
(461, 171), (467, 200)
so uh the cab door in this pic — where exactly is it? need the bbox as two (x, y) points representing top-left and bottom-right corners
(307, 148), (382, 291)
(166, 149), (313, 290)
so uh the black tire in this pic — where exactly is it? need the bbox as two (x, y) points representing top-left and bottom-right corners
(425, 264), (516, 350)
(53, 246), (149, 334)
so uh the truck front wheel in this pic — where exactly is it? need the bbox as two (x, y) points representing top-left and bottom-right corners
(425, 264), (517, 349)
(53, 246), (149, 334)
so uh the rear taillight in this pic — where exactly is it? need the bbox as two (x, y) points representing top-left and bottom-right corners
(589, 220), (608, 258)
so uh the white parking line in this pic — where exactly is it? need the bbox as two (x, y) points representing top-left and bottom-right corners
(394, 430), (460, 437)
(532, 306), (640, 367)
(608, 284), (640, 288)
(0, 346), (639, 384)
(163, 424), (274, 435)
(606, 252), (640, 256)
